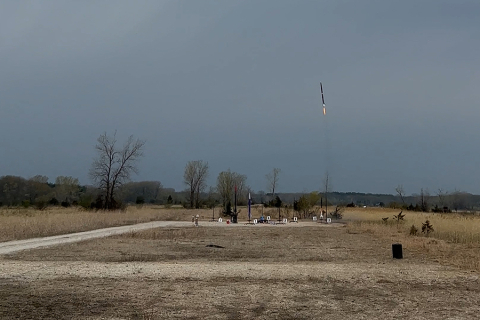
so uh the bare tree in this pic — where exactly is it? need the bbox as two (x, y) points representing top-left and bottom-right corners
(119, 181), (163, 204)
(183, 160), (209, 209)
(436, 188), (448, 210)
(30, 175), (49, 184)
(266, 168), (281, 198)
(54, 176), (79, 202)
(322, 172), (332, 217)
(90, 132), (145, 210)
(451, 188), (466, 213)
(295, 191), (321, 218)
(418, 188), (430, 212)
(216, 169), (247, 212)
(395, 185), (406, 205)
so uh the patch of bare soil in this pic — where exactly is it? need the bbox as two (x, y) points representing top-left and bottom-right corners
(1, 223), (479, 319)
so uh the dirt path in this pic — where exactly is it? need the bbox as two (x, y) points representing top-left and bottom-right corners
(0, 221), (334, 255)
(0, 221), (192, 255)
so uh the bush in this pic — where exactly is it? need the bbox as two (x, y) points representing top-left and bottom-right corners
(94, 195), (104, 210)
(34, 200), (48, 211)
(78, 195), (94, 210)
(61, 201), (71, 208)
(393, 211), (405, 222)
(409, 224), (418, 236)
(164, 195), (173, 208)
(274, 196), (282, 208)
(49, 197), (59, 206)
(136, 196), (145, 205)
(422, 220), (434, 236)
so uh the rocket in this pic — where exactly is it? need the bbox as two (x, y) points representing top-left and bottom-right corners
(320, 82), (326, 115)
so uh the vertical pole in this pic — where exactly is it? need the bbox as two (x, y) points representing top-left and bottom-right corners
(234, 185), (237, 214)
(248, 193), (251, 224)
(325, 175), (329, 223)
(325, 193), (328, 223)
(325, 192), (328, 223)
(234, 185), (237, 223)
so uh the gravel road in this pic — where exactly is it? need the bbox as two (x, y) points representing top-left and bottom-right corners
(0, 221), (193, 255)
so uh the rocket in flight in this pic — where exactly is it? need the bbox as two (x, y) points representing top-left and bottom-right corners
(320, 82), (326, 115)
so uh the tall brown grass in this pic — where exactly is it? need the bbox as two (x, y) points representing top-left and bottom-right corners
(343, 207), (480, 244)
(0, 206), (212, 242)
(344, 207), (480, 271)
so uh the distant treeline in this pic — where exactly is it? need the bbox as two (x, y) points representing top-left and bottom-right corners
(1, 175), (479, 212)
(0, 175), (178, 210)
(253, 191), (480, 212)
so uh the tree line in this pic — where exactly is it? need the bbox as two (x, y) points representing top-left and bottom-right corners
(1, 132), (479, 212)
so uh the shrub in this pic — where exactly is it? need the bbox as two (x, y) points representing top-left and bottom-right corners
(330, 206), (344, 219)
(164, 195), (173, 208)
(409, 224), (418, 236)
(49, 197), (59, 206)
(393, 211), (405, 222)
(136, 196), (145, 205)
(78, 195), (94, 210)
(61, 201), (71, 208)
(94, 195), (104, 210)
(34, 200), (48, 211)
(422, 220), (434, 236)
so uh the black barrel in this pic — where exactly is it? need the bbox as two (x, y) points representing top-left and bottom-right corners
(392, 243), (403, 259)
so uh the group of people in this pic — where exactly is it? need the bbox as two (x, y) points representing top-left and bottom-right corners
(191, 215), (199, 227)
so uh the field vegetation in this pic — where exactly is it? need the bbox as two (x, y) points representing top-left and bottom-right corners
(343, 207), (480, 271)
(0, 204), (285, 242)
(0, 206), (209, 242)
(3, 223), (480, 319)
(2, 205), (480, 272)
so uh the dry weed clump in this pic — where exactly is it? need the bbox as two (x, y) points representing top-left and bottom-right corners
(0, 206), (211, 242)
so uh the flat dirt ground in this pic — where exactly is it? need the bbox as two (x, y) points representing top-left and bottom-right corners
(1, 222), (479, 319)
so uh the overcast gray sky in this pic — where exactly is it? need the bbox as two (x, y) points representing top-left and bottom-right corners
(0, 0), (479, 195)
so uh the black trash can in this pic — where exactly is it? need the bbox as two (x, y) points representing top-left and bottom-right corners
(231, 215), (238, 224)
(392, 243), (403, 259)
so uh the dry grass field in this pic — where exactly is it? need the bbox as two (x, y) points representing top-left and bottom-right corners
(0, 206), (212, 242)
(1, 207), (480, 319)
(1, 214), (480, 319)
(343, 207), (480, 271)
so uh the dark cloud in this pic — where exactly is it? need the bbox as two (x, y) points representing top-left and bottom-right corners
(0, 0), (479, 195)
